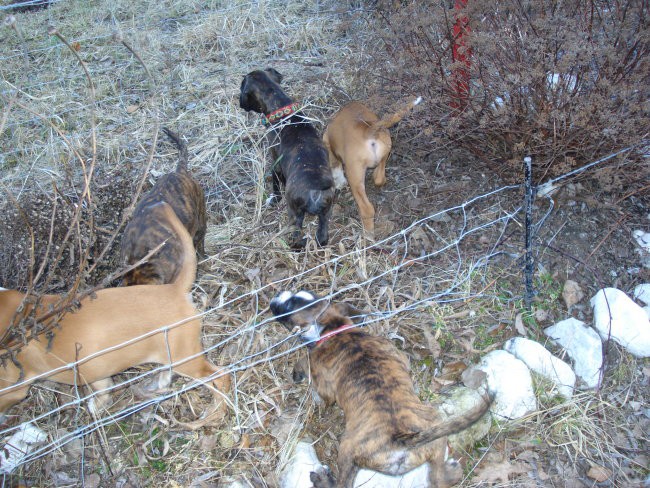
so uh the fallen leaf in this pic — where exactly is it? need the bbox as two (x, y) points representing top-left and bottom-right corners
(562, 279), (584, 309)
(514, 312), (527, 335)
(126, 104), (140, 114)
(587, 464), (611, 482)
(473, 460), (529, 483)
(422, 328), (441, 357)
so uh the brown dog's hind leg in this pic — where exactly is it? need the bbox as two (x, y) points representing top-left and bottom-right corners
(170, 358), (231, 429)
(336, 437), (361, 488)
(372, 151), (390, 188)
(347, 164), (375, 239)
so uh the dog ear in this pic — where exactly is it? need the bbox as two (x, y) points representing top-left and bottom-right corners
(265, 67), (283, 84)
(239, 77), (253, 111)
(330, 302), (364, 324)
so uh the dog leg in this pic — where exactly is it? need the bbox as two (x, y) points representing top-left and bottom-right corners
(266, 169), (284, 206)
(194, 227), (206, 258)
(347, 164), (375, 239)
(336, 437), (361, 488)
(171, 358), (231, 429)
(88, 377), (115, 417)
(316, 205), (331, 246)
(372, 151), (389, 188)
(287, 206), (307, 249)
(324, 135), (347, 190)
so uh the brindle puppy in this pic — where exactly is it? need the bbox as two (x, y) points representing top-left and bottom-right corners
(239, 68), (335, 248)
(270, 291), (492, 488)
(120, 128), (207, 285)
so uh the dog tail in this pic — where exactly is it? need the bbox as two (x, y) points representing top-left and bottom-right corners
(369, 96), (422, 134)
(158, 201), (197, 293)
(163, 127), (189, 172)
(394, 393), (492, 448)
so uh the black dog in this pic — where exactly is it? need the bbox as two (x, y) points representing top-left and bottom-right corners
(239, 68), (335, 248)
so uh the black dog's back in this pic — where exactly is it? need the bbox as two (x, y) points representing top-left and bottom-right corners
(239, 68), (335, 247)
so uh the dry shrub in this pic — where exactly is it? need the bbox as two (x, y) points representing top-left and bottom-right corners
(363, 0), (649, 185)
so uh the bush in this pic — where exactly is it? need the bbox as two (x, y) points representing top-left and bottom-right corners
(363, 0), (648, 185)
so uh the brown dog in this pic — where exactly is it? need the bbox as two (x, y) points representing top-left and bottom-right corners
(270, 290), (490, 488)
(323, 97), (422, 239)
(120, 128), (207, 286)
(239, 68), (335, 248)
(0, 202), (229, 422)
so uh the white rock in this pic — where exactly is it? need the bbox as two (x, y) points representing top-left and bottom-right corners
(544, 318), (603, 389)
(0, 422), (47, 474)
(633, 284), (650, 305)
(280, 439), (324, 488)
(633, 230), (650, 251)
(633, 230), (650, 268)
(354, 465), (431, 488)
(285, 439), (433, 488)
(591, 288), (650, 358)
(504, 337), (576, 399)
(463, 350), (537, 420)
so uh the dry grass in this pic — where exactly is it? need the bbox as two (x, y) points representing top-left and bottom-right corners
(0, 1), (647, 487)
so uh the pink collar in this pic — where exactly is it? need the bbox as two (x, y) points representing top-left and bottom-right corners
(262, 102), (300, 125)
(315, 323), (355, 347)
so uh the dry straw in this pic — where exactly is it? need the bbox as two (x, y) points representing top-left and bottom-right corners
(0, 0), (645, 486)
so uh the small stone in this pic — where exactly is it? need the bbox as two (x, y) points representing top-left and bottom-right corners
(562, 280), (584, 309)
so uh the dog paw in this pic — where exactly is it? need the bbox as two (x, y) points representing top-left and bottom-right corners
(310, 466), (336, 488)
(290, 235), (307, 250)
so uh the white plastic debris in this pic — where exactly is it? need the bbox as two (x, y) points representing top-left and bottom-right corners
(504, 337), (576, 399)
(280, 439), (325, 488)
(0, 422), (47, 474)
(464, 350), (537, 420)
(591, 288), (650, 358)
(544, 318), (603, 389)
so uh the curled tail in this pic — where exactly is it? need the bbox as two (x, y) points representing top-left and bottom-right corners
(394, 393), (492, 448)
(369, 96), (423, 135)
(157, 201), (197, 293)
(163, 127), (189, 172)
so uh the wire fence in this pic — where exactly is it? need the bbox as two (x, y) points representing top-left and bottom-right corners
(0, 0), (643, 482)
(0, 144), (629, 472)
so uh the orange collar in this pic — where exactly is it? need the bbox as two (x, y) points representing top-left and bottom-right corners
(315, 323), (355, 347)
(262, 102), (300, 125)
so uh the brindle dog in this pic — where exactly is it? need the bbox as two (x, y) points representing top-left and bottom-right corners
(239, 68), (335, 248)
(270, 291), (492, 488)
(120, 128), (207, 285)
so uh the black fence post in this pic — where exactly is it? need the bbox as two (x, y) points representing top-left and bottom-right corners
(524, 156), (534, 310)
